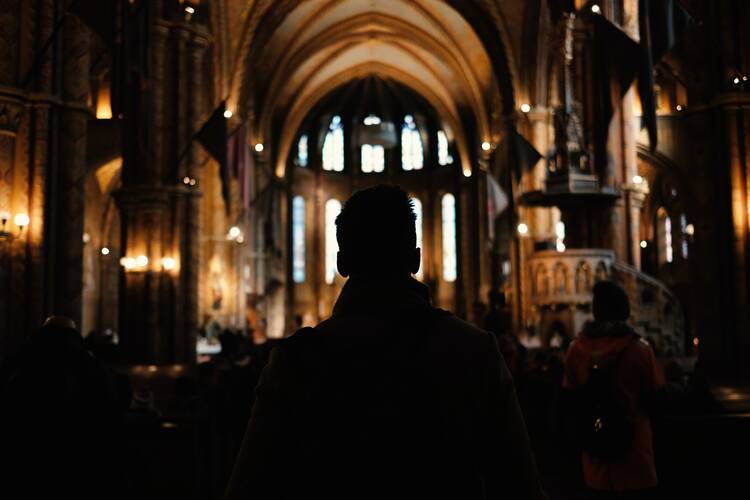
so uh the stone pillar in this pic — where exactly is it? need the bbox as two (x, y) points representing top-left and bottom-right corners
(116, 5), (209, 365)
(56, 15), (90, 325)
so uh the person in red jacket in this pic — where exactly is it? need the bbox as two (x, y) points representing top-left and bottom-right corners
(563, 281), (666, 499)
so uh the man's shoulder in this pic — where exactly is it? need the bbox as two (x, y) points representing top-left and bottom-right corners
(432, 311), (495, 351)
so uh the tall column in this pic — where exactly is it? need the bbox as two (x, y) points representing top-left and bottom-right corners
(116, 2), (209, 365)
(56, 15), (90, 325)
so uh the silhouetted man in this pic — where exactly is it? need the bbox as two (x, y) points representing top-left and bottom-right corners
(226, 185), (545, 500)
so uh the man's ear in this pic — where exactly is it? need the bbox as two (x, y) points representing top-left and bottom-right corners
(410, 248), (421, 275)
(337, 251), (350, 278)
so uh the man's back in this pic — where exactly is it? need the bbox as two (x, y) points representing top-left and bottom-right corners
(226, 277), (544, 500)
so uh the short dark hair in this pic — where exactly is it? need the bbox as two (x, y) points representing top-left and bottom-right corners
(592, 280), (630, 322)
(336, 185), (417, 276)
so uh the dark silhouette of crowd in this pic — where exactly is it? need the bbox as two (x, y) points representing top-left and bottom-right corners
(0, 188), (737, 500)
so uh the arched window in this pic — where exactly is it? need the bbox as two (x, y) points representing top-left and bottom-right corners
(297, 135), (308, 167)
(411, 197), (423, 278)
(325, 199), (342, 284)
(322, 115), (344, 171)
(441, 193), (457, 282)
(679, 214), (689, 258)
(437, 130), (451, 166)
(361, 144), (384, 173)
(555, 221), (566, 252)
(292, 196), (305, 283)
(401, 115), (423, 171)
(657, 207), (673, 264)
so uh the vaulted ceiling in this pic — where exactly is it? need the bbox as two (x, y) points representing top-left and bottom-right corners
(217, 0), (539, 176)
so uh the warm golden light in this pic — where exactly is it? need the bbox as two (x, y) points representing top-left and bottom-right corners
(481, 142), (491, 151)
(517, 223), (529, 235)
(633, 175), (643, 184)
(255, 143), (264, 152)
(224, 109), (233, 119)
(135, 255), (149, 268)
(14, 213), (29, 228)
(640, 240), (648, 248)
(228, 226), (241, 239)
(686, 224), (695, 236)
(101, 247), (110, 256)
(120, 257), (136, 270)
(591, 4), (601, 14)
(693, 337), (699, 348)
(161, 257), (177, 271)
(520, 103), (531, 113)
(0, 210), (10, 223)
(463, 169), (472, 177)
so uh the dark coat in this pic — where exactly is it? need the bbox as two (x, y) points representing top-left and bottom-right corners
(226, 277), (545, 500)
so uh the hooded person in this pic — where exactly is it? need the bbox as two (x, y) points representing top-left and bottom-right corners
(563, 281), (666, 499)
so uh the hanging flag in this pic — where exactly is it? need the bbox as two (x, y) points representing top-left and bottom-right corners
(501, 128), (542, 180)
(638, 0), (694, 150)
(195, 101), (230, 213)
(486, 172), (509, 241)
(228, 124), (252, 211)
(69, 0), (119, 46)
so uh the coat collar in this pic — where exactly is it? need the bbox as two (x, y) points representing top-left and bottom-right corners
(332, 276), (432, 317)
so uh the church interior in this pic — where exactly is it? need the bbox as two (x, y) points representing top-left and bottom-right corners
(1, 0), (749, 498)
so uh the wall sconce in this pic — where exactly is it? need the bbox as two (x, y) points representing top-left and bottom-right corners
(0, 211), (29, 242)
(161, 257), (177, 271)
(119, 257), (137, 270)
(119, 255), (149, 271)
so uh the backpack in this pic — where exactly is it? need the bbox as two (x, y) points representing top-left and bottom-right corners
(572, 335), (638, 462)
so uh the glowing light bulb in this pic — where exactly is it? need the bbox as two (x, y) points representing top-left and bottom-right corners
(0, 210), (10, 223)
(228, 226), (241, 239)
(481, 142), (491, 151)
(223, 109), (233, 118)
(14, 213), (29, 228)
(183, 176), (191, 185)
(591, 4), (601, 14)
(675, 104), (683, 112)
(136, 255), (149, 268)
(463, 169), (472, 177)
(120, 257), (136, 270)
(632, 175), (643, 184)
(101, 247), (110, 256)
(161, 257), (176, 271)
(517, 223), (529, 235)
(520, 103), (531, 113)
(686, 224), (695, 236)
(734, 77), (740, 85)
(640, 240), (648, 249)
(185, 5), (195, 14)
(255, 143), (264, 152)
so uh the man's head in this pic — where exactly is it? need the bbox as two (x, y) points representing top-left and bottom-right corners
(592, 280), (630, 322)
(336, 185), (420, 279)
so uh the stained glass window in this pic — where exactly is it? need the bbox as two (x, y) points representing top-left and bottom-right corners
(361, 144), (384, 173)
(292, 196), (305, 283)
(437, 130), (451, 166)
(297, 135), (308, 167)
(322, 116), (344, 171)
(325, 199), (342, 283)
(411, 197), (423, 278)
(441, 193), (457, 282)
(401, 115), (423, 171)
